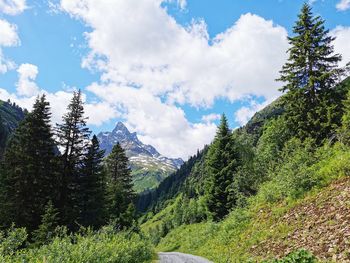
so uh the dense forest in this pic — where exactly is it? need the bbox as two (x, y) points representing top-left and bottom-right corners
(0, 3), (350, 262)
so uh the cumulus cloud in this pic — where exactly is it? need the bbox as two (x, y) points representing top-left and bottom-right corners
(0, 19), (19, 73)
(87, 82), (217, 159)
(0, 19), (20, 46)
(201, 113), (221, 123)
(59, 0), (290, 158)
(61, 0), (288, 107)
(331, 26), (350, 67)
(16, 63), (40, 97)
(336, 0), (350, 11)
(0, 0), (27, 15)
(2, 63), (117, 126)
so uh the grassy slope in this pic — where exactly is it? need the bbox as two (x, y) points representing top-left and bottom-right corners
(150, 145), (350, 262)
(132, 165), (173, 193)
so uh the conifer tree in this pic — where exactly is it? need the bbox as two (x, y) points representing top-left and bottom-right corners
(56, 90), (91, 229)
(32, 200), (59, 245)
(205, 114), (237, 221)
(278, 3), (345, 143)
(0, 95), (59, 232)
(105, 143), (135, 227)
(79, 135), (105, 228)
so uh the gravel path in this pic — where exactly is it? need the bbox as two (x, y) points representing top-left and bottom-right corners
(158, 252), (212, 263)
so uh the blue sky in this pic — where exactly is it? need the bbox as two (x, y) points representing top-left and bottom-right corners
(0, 0), (349, 159)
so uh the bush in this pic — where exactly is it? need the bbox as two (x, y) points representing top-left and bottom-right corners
(263, 249), (316, 263)
(257, 138), (317, 203)
(1, 225), (154, 262)
(0, 225), (27, 256)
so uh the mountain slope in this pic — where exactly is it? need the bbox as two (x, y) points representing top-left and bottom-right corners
(97, 122), (183, 192)
(0, 100), (26, 157)
(156, 175), (350, 262)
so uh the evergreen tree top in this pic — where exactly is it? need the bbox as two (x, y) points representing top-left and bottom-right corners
(216, 114), (230, 139)
(278, 3), (343, 94)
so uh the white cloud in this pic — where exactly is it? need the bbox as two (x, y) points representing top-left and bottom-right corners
(235, 99), (273, 126)
(0, 19), (19, 73)
(201, 113), (221, 123)
(0, 86), (117, 127)
(336, 0), (350, 11)
(85, 102), (119, 126)
(0, 0), (26, 15)
(59, 0), (289, 158)
(87, 83), (217, 159)
(16, 63), (40, 97)
(0, 19), (20, 46)
(177, 0), (186, 10)
(60, 1), (288, 107)
(331, 26), (350, 67)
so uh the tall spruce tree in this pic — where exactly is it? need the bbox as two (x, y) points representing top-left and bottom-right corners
(105, 143), (135, 228)
(56, 90), (91, 229)
(79, 135), (105, 228)
(278, 3), (345, 143)
(205, 114), (237, 221)
(0, 95), (59, 232)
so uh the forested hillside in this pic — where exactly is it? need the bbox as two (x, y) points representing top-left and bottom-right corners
(0, 100), (26, 157)
(139, 4), (350, 262)
(1, 3), (350, 263)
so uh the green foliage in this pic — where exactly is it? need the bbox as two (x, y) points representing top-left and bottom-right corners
(0, 225), (153, 263)
(257, 138), (317, 203)
(205, 114), (239, 220)
(264, 249), (316, 263)
(0, 95), (59, 232)
(0, 100), (26, 158)
(79, 135), (106, 228)
(32, 201), (60, 246)
(105, 143), (135, 228)
(56, 90), (91, 230)
(338, 89), (350, 144)
(0, 225), (27, 257)
(277, 3), (345, 143)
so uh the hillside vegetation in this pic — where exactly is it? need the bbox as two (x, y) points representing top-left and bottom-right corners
(140, 4), (350, 262)
(0, 100), (26, 157)
(1, 3), (350, 262)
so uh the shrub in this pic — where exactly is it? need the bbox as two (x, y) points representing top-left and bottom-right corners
(1, 225), (154, 262)
(263, 249), (316, 263)
(0, 225), (27, 256)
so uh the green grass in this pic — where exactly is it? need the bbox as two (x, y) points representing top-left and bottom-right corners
(145, 143), (350, 262)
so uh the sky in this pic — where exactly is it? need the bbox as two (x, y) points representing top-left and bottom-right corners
(0, 0), (349, 160)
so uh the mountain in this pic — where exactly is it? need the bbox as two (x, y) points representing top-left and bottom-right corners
(0, 100), (26, 157)
(97, 122), (183, 192)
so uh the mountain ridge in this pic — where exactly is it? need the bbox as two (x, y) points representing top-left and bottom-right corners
(97, 122), (184, 192)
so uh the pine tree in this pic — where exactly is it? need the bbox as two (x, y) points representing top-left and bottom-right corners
(79, 135), (106, 228)
(277, 3), (345, 143)
(32, 200), (59, 245)
(205, 114), (238, 221)
(56, 90), (91, 229)
(0, 95), (59, 232)
(105, 143), (135, 228)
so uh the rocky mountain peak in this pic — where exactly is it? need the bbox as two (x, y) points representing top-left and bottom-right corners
(97, 121), (184, 191)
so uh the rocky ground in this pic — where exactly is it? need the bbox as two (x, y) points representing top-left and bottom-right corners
(251, 177), (350, 262)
